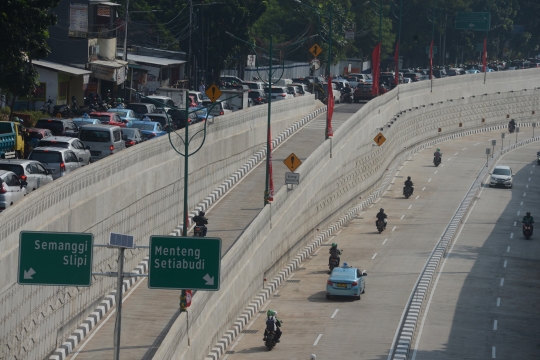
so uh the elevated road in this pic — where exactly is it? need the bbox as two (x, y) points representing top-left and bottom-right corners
(218, 128), (540, 360)
(67, 103), (366, 359)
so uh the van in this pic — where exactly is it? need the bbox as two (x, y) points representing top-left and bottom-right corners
(79, 125), (126, 161)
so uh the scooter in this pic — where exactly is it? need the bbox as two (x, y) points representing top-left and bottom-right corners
(40, 98), (53, 115)
(193, 225), (207, 237)
(508, 123), (516, 133)
(433, 156), (442, 167)
(523, 223), (533, 240)
(536, 151), (540, 165)
(376, 219), (386, 234)
(264, 331), (277, 351)
(403, 186), (413, 199)
(341, 91), (353, 104)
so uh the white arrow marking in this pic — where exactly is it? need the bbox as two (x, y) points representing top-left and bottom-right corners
(203, 274), (214, 286)
(24, 268), (36, 279)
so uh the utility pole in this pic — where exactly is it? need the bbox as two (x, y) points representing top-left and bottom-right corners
(188, 0), (193, 89)
(122, 0), (129, 100)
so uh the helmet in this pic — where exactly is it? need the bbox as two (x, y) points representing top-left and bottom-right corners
(199, 211), (205, 216)
(437, 148), (440, 151)
(407, 176), (411, 180)
(331, 242), (337, 248)
(117, 98), (122, 102)
(380, 208), (384, 212)
(267, 309), (275, 317)
(527, 212), (531, 216)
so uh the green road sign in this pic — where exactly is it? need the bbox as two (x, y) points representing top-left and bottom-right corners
(455, 12), (491, 31)
(425, 46), (438, 55)
(148, 236), (221, 290)
(18, 231), (94, 286)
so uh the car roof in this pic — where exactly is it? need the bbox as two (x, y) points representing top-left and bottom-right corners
(73, 117), (100, 121)
(494, 165), (511, 170)
(143, 113), (167, 117)
(41, 136), (76, 142)
(132, 120), (159, 125)
(79, 124), (121, 130)
(37, 118), (71, 123)
(27, 127), (51, 133)
(128, 102), (155, 106)
(146, 96), (170, 100)
(0, 159), (35, 165)
(32, 146), (71, 153)
(0, 170), (16, 177)
(89, 112), (113, 116)
(329, 267), (358, 278)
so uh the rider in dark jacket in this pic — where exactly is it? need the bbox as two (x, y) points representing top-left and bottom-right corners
(376, 208), (387, 228)
(404, 176), (414, 195)
(192, 211), (208, 236)
(329, 242), (342, 267)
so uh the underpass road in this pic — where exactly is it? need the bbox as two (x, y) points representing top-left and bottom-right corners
(413, 143), (540, 360)
(222, 129), (538, 360)
(67, 103), (364, 360)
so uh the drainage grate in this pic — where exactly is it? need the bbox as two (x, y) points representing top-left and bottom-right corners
(287, 279), (301, 283)
(297, 267), (306, 270)
(273, 294), (281, 297)
(226, 351), (235, 354)
(259, 310), (266, 313)
(242, 329), (258, 334)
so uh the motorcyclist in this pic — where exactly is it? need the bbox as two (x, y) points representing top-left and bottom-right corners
(434, 148), (442, 158)
(404, 176), (414, 195)
(522, 212), (534, 233)
(509, 118), (516, 132)
(192, 211), (208, 236)
(329, 242), (342, 267)
(263, 309), (282, 343)
(376, 208), (387, 229)
(341, 83), (352, 102)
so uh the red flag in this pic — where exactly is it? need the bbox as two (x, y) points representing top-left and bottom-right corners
(482, 37), (487, 72)
(268, 127), (274, 201)
(429, 39), (434, 80)
(394, 41), (400, 86)
(326, 76), (334, 137)
(371, 43), (381, 96)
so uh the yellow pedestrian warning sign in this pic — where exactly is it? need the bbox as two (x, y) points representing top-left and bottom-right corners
(283, 153), (302, 172)
(373, 133), (386, 146)
(309, 43), (322, 57)
(205, 84), (222, 103)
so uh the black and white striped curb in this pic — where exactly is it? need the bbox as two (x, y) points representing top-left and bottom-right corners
(207, 122), (539, 360)
(49, 260), (149, 360)
(390, 134), (540, 360)
(47, 106), (326, 360)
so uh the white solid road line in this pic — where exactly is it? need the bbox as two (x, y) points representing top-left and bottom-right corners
(331, 309), (339, 319)
(500, 278), (505, 286)
(313, 334), (323, 346)
(372, 253), (378, 260)
(392, 226), (397, 232)
(493, 320), (498, 330)
(408, 205), (412, 209)
(497, 298), (501, 306)
(507, 246), (511, 253)
(287, 273), (295, 280)
(428, 178), (432, 182)
(503, 260), (507, 268)
(422, 187), (426, 191)
(382, 239), (388, 245)
(510, 233), (513, 239)
(313, 247), (322, 255)
(493, 346), (496, 358)
(415, 195), (420, 199)
(369, 204), (374, 208)
(335, 229), (343, 235)
(400, 215), (405, 219)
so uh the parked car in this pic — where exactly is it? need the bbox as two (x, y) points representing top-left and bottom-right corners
(28, 147), (81, 180)
(248, 90), (267, 105)
(89, 112), (127, 127)
(107, 108), (138, 124)
(125, 103), (158, 118)
(78, 125), (126, 161)
(189, 107), (214, 122)
(489, 165), (513, 188)
(188, 91), (205, 105)
(36, 136), (91, 165)
(121, 128), (145, 147)
(0, 170), (27, 211)
(130, 121), (167, 139)
(34, 118), (78, 137)
(0, 159), (53, 193)
(326, 265), (367, 300)
(219, 75), (243, 85)
(292, 83), (310, 95)
(348, 73), (373, 83)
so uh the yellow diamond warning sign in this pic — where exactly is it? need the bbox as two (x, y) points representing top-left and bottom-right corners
(309, 43), (323, 57)
(373, 133), (386, 146)
(205, 84), (222, 103)
(283, 153), (302, 172)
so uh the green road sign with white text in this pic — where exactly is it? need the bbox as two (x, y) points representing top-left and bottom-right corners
(455, 12), (491, 31)
(18, 231), (94, 286)
(148, 236), (221, 290)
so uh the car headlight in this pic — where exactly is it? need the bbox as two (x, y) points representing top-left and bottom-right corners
(491, 176), (497, 181)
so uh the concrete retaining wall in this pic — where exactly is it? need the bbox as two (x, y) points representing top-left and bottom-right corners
(0, 96), (317, 360)
(152, 70), (540, 359)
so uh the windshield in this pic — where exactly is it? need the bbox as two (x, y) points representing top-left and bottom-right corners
(111, 111), (128, 118)
(121, 128), (136, 136)
(79, 130), (111, 142)
(271, 88), (286, 94)
(29, 151), (62, 164)
(0, 123), (13, 134)
(37, 140), (69, 149)
(131, 123), (156, 131)
(0, 164), (23, 176)
(493, 168), (511, 175)
(92, 115), (111, 124)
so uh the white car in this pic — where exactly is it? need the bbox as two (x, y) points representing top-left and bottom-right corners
(36, 136), (92, 165)
(489, 165), (513, 188)
(0, 160), (53, 193)
(0, 170), (27, 211)
(269, 87), (294, 101)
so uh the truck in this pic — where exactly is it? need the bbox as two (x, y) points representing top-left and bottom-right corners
(219, 88), (249, 112)
(0, 121), (25, 159)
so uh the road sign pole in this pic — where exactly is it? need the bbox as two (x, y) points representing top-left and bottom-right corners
(264, 35), (273, 206)
(113, 247), (125, 360)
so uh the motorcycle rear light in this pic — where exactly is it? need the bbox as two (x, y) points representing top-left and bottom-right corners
(327, 280), (333, 285)
(60, 163), (66, 172)
(351, 281), (358, 286)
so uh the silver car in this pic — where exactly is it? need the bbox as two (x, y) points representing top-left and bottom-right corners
(0, 160), (53, 193)
(36, 136), (92, 165)
(28, 147), (81, 180)
(0, 170), (27, 212)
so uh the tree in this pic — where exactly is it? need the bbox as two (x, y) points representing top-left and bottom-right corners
(0, 0), (59, 119)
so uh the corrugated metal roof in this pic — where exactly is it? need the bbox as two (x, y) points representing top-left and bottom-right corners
(33, 60), (92, 76)
(117, 52), (186, 67)
(90, 60), (128, 68)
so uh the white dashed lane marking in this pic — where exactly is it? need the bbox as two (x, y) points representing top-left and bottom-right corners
(500, 278), (505, 286)
(400, 215), (405, 219)
(503, 260), (507, 268)
(408, 205), (412, 209)
(331, 309), (339, 319)
(382, 239), (388, 245)
(497, 298), (500, 306)
(493, 320), (498, 330)
(313, 334), (323, 346)
(372, 253), (377, 260)
(507, 246), (511, 253)
(392, 226), (397, 232)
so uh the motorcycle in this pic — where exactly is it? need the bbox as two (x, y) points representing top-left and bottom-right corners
(536, 151), (540, 165)
(508, 123), (516, 133)
(403, 186), (413, 199)
(328, 253), (341, 272)
(264, 331), (277, 351)
(376, 219), (385, 234)
(433, 155), (442, 167)
(40, 98), (53, 115)
(340, 91), (353, 104)
(193, 225), (206, 237)
(52, 104), (72, 119)
(523, 223), (533, 240)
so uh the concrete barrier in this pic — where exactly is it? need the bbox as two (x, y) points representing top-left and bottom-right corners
(151, 70), (540, 359)
(0, 96), (318, 360)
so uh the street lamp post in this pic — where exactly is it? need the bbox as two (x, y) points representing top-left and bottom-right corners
(392, 0), (410, 85)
